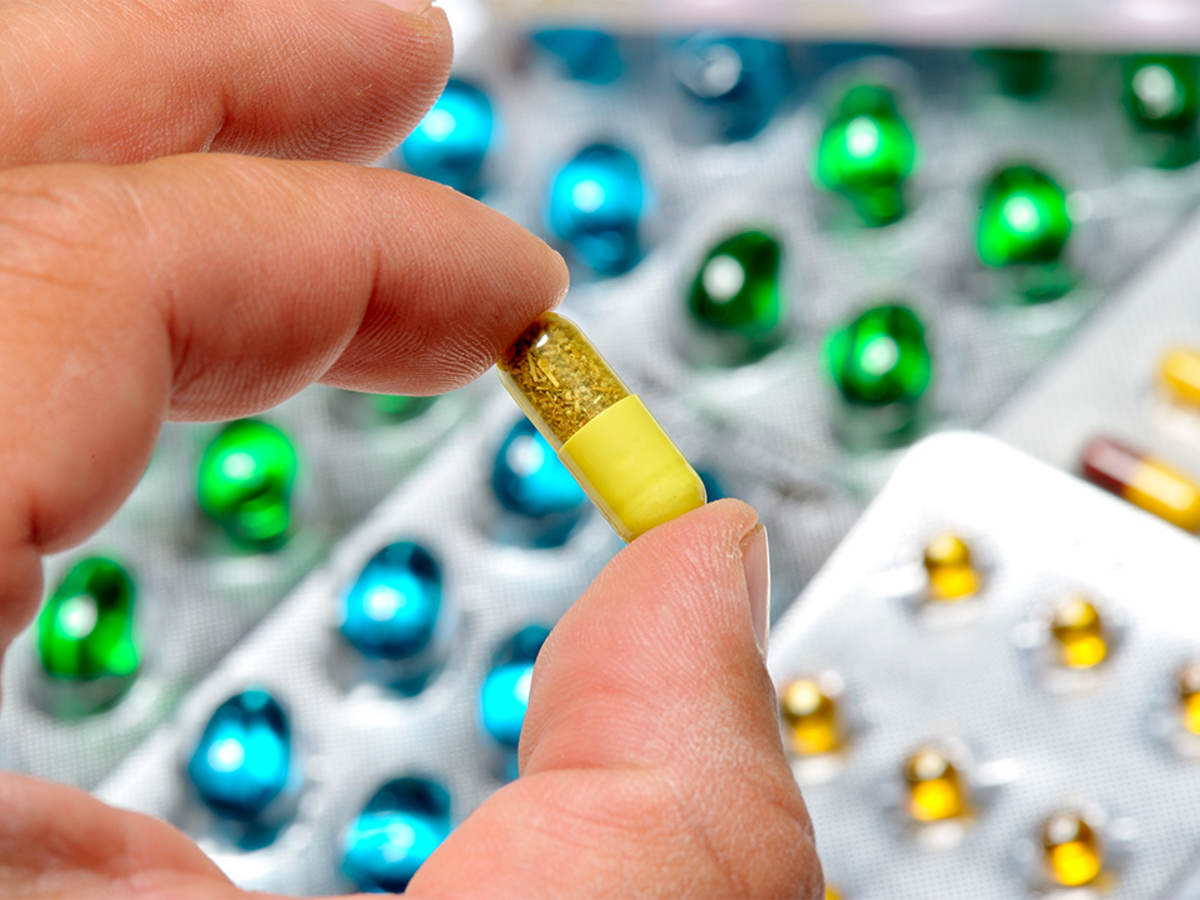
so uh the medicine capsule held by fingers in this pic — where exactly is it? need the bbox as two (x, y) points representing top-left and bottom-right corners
(1158, 347), (1200, 408)
(498, 314), (706, 542)
(1081, 436), (1200, 532)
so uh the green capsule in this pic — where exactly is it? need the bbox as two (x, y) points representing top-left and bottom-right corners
(687, 230), (783, 341)
(1123, 55), (1199, 136)
(813, 84), (918, 226)
(197, 419), (298, 551)
(976, 48), (1053, 99)
(1122, 55), (1200, 168)
(977, 164), (1071, 269)
(38, 557), (139, 683)
(824, 303), (932, 407)
(368, 394), (438, 423)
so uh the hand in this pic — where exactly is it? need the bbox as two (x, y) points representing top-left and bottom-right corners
(0, 2), (822, 896)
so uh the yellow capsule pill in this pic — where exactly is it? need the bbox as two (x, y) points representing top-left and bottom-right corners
(780, 678), (843, 756)
(1159, 347), (1200, 407)
(922, 533), (980, 602)
(1177, 660), (1200, 735)
(902, 745), (967, 822)
(498, 314), (706, 541)
(1049, 597), (1108, 669)
(1041, 810), (1103, 887)
(824, 888), (842, 900)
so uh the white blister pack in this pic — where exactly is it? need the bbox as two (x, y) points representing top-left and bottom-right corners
(769, 432), (1200, 899)
(0, 386), (474, 789)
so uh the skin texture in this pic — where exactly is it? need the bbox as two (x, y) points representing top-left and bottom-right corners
(0, 2), (823, 897)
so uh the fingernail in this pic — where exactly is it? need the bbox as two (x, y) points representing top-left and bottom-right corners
(741, 524), (770, 657)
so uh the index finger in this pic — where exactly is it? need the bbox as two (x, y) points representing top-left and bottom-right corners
(0, 153), (567, 647)
(0, 0), (452, 166)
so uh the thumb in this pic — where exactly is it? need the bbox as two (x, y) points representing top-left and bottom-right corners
(410, 499), (823, 898)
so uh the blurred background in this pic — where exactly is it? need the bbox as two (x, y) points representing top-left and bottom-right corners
(8, 0), (1200, 896)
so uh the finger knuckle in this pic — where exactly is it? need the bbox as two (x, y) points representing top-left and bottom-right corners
(681, 769), (823, 899)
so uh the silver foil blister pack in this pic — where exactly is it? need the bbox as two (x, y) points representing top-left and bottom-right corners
(769, 432), (1200, 899)
(6, 13), (1200, 894)
(455, 32), (1200, 496)
(0, 385), (474, 789)
(89, 382), (846, 895)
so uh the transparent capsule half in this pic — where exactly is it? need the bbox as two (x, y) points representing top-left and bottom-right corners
(498, 313), (706, 541)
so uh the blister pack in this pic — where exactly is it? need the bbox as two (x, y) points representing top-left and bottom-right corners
(0, 386), (474, 788)
(7, 10), (1200, 894)
(427, 23), (1200, 497)
(769, 432), (1200, 899)
(88, 379), (851, 895)
(992, 212), (1200, 536)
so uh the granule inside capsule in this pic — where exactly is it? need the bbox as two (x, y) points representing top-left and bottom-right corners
(500, 314), (629, 443)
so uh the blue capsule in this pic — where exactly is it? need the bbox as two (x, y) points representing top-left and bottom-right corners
(673, 34), (791, 141)
(399, 78), (494, 195)
(479, 625), (550, 750)
(186, 689), (291, 822)
(545, 143), (646, 276)
(696, 468), (728, 502)
(490, 420), (588, 548)
(341, 777), (452, 892)
(479, 664), (533, 750)
(340, 542), (442, 661)
(530, 29), (622, 84)
(492, 420), (587, 518)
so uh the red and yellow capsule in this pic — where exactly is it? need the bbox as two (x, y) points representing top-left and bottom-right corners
(1158, 347), (1200, 408)
(1081, 437), (1200, 532)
